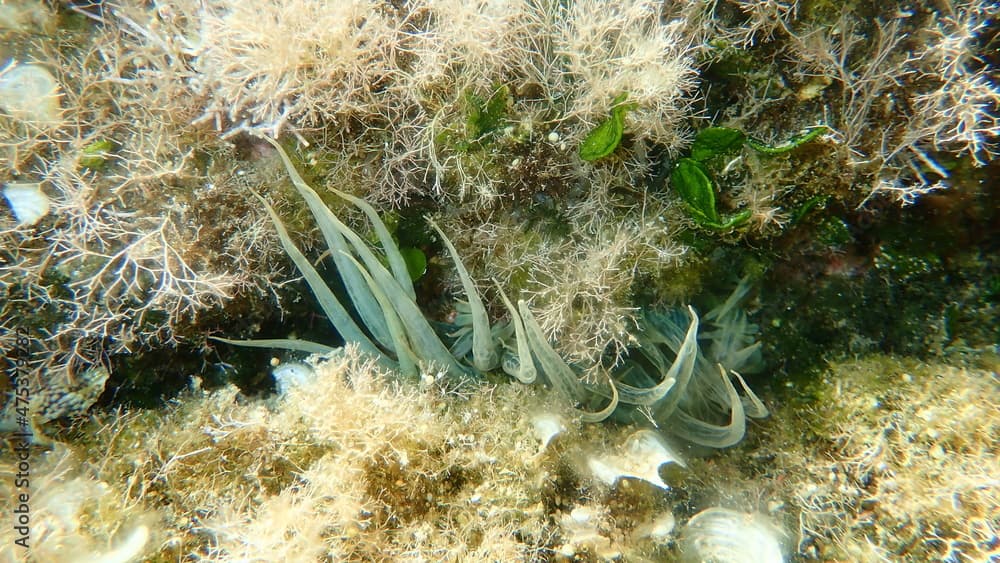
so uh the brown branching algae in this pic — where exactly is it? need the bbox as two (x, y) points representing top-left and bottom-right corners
(1, 1), (997, 561)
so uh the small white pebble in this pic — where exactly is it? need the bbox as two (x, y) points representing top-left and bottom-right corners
(558, 544), (576, 557)
(929, 443), (946, 459)
(839, 484), (859, 496)
(569, 506), (595, 524)
(644, 511), (675, 542)
(3, 182), (50, 226)
(272, 362), (315, 394)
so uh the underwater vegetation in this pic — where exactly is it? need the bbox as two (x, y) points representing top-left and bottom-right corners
(764, 356), (1000, 561)
(0, 0), (997, 561)
(1, 0), (995, 381)
(670, 124), (827, 229)
(216, 137), (768, 447)
(578, 93), (637, 162)
(4, 349), (993, 561)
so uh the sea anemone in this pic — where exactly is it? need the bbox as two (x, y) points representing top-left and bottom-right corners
(217, 137), (767, 447)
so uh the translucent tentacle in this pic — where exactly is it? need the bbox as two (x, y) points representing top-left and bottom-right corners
(262, 136), (414, 299)
(341, 252), (419, 379)
(261, 137), (393, 347)
(519, 300), (617, 422)
(495, 283), (536, 384)
(249, 190), (380, 357)
(669, 365), (746, 448)
(430, 219), (499, 372)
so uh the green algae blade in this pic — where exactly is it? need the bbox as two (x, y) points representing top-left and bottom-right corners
(690, 126), (746, 162)
(579, 93), (635, 161)
(746, 125), (827, 154)
(671, 158), (720, 226)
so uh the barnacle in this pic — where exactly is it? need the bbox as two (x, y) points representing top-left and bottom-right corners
(218, 137), (767, 447)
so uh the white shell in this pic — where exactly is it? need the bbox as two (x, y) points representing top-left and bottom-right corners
(530, 412), (566, 451)
(271, 362), (315, 395)
(0, 63), (63, 125)
(558, 506), (616, 559)
(0, 3), (55, 34)
(636, 510), (676, 544)
(3, 182), (50, 226)
(678, 507), (784, 563)
(101, 524), (150, 563)
(588, 429), (686, 490)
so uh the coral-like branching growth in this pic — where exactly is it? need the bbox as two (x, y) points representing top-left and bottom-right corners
(1, 1), (284, 377)
(715, 0), (999, 206)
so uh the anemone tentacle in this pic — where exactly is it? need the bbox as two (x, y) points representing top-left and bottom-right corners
(222, 136), (768, 448)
